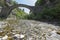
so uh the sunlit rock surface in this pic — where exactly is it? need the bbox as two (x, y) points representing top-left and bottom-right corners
(0, 17), (60, 40)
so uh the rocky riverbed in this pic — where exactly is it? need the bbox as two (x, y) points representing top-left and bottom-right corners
(0, 17), (60, 40)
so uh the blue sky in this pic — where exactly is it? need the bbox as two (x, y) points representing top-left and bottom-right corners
(14, 0), (37, 13)
(15, 0), (37, 6)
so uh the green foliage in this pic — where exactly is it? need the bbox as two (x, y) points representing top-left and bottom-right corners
(0, 0), (11, 7)
(35, 0), (46, 6)
(14, 8), (28, 19)
(28, 1), (60, 21)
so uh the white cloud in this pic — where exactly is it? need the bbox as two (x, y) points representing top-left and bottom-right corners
(19, 7), (30, 14)
(26, 0), (37, 6)
(15, 0), (37, 6)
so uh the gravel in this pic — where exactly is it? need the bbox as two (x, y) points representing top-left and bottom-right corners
(0, 18), (60, 40)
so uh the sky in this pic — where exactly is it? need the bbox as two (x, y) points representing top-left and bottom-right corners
(14, 0), (37, 13)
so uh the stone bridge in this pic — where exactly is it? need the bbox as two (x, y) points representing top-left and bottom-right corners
(0, 4), (34, 19)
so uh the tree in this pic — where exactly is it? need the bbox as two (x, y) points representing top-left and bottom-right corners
(28, 0), (60, 21)
(0, 0), (60, 21)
